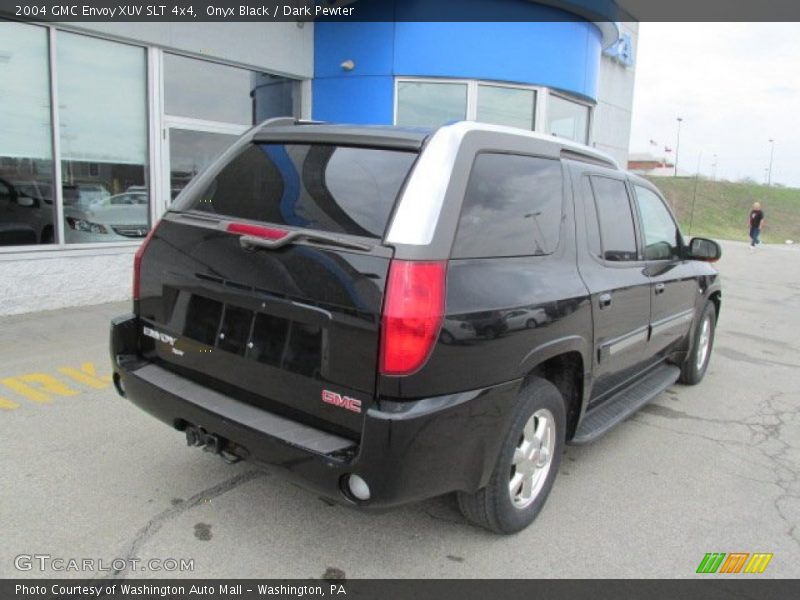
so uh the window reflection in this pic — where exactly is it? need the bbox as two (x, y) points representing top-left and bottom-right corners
(165, 54), (254, 125)
(253, 72), (300, 122)
(1, 23), (303, 249)
(548, 94), (590, 144)
(56, 32), (149, 243)
(476, 85), (535, 130)
(454, 153), (563, 258)
(396, 82), (467, 128)
(0, 22), (55, 246)
(589, 176), (638, 262)
(169, 129), (239, 200)
(165, 54), (299, 125)
(635, 185), (680, 260)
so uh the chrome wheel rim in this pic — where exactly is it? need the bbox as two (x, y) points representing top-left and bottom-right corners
(509, 408), (555, 509)
(696, 317), (711, 371)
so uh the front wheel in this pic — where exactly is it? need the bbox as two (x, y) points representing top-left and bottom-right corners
(679, 301), (716, 385)
(457, 377), (565, 534)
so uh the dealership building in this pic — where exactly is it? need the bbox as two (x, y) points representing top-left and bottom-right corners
(0, 2), (637, 316)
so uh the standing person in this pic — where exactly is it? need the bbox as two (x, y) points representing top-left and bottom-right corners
(748, 202), (765, 248)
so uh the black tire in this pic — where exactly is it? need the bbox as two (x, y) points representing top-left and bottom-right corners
(457, 377), (565, 534)
(679, 302), (716, 385)
(439, 330), (455, 345)
(525, 319), (538, 329)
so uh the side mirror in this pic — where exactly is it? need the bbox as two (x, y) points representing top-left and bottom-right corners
(16, 195), (37, 208)
(687, 237), (721, 262)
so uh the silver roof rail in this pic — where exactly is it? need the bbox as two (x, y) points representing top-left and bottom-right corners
(433, 121), (619, 169)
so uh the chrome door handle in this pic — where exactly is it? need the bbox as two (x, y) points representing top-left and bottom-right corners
(654, 283), (666, 295)
(599, 293), (612, 308)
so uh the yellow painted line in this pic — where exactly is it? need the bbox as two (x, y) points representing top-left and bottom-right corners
(0, 396), (20, 410)
(58, 363), (111, 389)
(0, 363), (114, 410)
(1, 373), (80, 403)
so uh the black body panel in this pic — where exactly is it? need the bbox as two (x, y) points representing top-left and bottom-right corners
(378, 256), (593, 398)
(137, 217), (392, 436)
(112, 314), (520, 508)
(112, 121), (722, 509)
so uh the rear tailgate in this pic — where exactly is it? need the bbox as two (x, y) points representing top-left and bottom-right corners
(135, 140), (419, 439)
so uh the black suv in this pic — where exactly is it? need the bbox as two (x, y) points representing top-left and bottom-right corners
(110, 119), (721, 534)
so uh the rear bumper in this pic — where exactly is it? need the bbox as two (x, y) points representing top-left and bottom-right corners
(110, 314), (521, 508)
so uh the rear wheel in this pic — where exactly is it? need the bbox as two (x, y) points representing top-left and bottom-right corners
(457, 377), (565, 534)
(679, 302), (716, 385)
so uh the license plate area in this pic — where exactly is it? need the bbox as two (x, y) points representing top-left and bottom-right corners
(181, 292), (324, 379)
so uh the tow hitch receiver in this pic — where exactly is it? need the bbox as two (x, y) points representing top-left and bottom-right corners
(185, 425), (242, 464)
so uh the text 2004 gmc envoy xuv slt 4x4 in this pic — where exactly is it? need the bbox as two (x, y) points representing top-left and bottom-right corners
(110, 119), (721, 534)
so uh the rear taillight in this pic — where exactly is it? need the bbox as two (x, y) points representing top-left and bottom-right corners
(133, 222), (159, 301)
(380, 260), (447, 376)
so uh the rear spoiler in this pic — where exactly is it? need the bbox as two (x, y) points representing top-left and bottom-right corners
(252, 119), (428, 151)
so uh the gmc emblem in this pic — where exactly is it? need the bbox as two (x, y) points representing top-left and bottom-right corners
(321, 389), (362, 414)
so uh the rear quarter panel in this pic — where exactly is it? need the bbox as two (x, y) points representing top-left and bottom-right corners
(379, 150), (592, 399)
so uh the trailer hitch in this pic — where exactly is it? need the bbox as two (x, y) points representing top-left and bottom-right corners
(185, 425), (242, 464)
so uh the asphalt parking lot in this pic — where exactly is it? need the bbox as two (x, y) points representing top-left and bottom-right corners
(1, 240), (798, 579)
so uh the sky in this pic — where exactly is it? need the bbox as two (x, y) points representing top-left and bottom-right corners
(629, 23), (800, 187)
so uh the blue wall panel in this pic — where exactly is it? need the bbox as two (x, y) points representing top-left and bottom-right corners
(312, 76), (395, 124)
(392, 21), (601, 98)
(314, 21), (395, 78)
(313, 2), (607, 124)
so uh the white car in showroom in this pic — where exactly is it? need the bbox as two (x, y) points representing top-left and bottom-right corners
(63, 189), (149, 243)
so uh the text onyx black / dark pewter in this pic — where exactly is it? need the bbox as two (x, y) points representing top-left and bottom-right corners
(110, 118), (722, 534)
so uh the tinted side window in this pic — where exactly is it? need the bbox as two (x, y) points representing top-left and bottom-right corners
(175, 144), (417, 238)
(589, 176), (638, 262)
(453, 153), (563, 258)
(634, 185), (681, 260)
(581, 176), (602, 260)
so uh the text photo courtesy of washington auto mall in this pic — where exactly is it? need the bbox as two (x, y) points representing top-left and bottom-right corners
(0, 0), (799, 598)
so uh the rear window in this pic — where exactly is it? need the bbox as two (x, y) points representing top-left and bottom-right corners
(174, 144), (418, 238)
(452, 153), (563, 258)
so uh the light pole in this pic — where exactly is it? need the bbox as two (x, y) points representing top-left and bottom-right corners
(674, 117), (683, 177)
(767, 139), (775, 186)
(711, 154), (717, 181)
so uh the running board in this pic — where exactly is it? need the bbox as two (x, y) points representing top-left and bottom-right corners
(571, 364), (680, 445)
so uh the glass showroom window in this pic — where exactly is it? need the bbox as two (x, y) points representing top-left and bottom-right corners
(476, 85), (536, 130)
(165, 54), (255, 125)
(547, 93), (590, 144)
(396, 81), (467, 128)
(0, 22), (55, 247)
(57, 32), (149, 244)
(163, 53), (300, 199)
